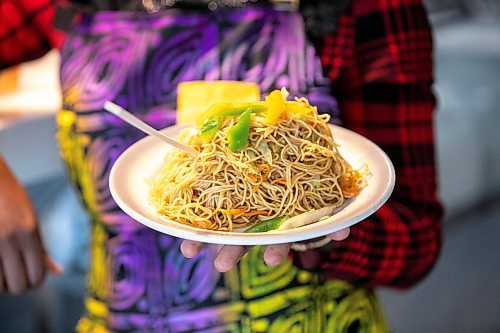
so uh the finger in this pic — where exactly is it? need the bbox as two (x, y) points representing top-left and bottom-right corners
(0, 238), (28, 294)
(328, 227), (350, 241)
(35, 227), (63, 275)
(0, 263), (4, 293)
(19, 230), (46, 287)
(214, 245), (251, 273)
(44, 255), (63, 275)
(180, 240), (207, 258)
(295, 250), (322, 270)
(263, 243), (292, 266)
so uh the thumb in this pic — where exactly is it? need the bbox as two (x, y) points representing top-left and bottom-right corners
(44, 254), (64, 275)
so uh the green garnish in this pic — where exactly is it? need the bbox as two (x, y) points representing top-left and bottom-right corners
(198, 104), (266, 145)
(220, 104), (267, 118)
(199, 117), (221, 143)
(244, 216), (288, 233)
(227, 108), (252, 152)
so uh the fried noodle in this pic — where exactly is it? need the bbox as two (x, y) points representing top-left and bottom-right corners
(149, 106), (366, 231)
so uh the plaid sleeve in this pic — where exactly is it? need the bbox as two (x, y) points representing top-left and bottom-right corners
(0, 0), (63, 70)
(292, 0), (443, 288)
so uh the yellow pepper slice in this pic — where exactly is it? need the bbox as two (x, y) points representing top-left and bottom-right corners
(263, 90), (286, 125)
(285, 100), (316, 115)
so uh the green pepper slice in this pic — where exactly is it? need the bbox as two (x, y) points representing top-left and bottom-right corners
(199, 117), (221, 143)
(198, 104), (266, 144)
(220, 104), (267, 118)
(244, 216), (288, 233)
(227, 108), (252, 152)
(197, 103), (266, 127)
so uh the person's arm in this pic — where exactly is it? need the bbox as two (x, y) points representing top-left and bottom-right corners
(0, 155), (62, 294)
(0, 0), (62, 70)
(292, 0), (443, 288)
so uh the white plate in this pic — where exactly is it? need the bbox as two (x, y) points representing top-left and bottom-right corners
(109, 124), (395, 245)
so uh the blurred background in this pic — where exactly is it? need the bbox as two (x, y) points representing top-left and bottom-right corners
(0, 0), (499, 332)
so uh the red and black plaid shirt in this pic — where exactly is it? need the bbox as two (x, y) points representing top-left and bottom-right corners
(0, 0), (63, 69)
(294, 0), (443, 288)
(0, 0), (442, 289)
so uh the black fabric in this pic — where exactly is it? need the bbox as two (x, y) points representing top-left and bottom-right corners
(63, 0), (352, 39)
(300, 0), (352, 41)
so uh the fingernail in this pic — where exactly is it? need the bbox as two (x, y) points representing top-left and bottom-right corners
(180, 242), (197, 258)
(265, 254), (284, 267)
(214, 259), (230, 273)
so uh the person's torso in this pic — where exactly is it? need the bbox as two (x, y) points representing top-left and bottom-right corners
(56, 5), (387, 332)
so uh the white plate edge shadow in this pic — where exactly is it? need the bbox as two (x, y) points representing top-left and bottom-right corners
(109, 124), (395, 245)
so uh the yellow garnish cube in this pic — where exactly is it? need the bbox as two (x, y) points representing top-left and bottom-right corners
(177, 81), (260, 125)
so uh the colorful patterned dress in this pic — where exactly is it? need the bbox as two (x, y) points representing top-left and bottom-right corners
(56, 4), (388, 332)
